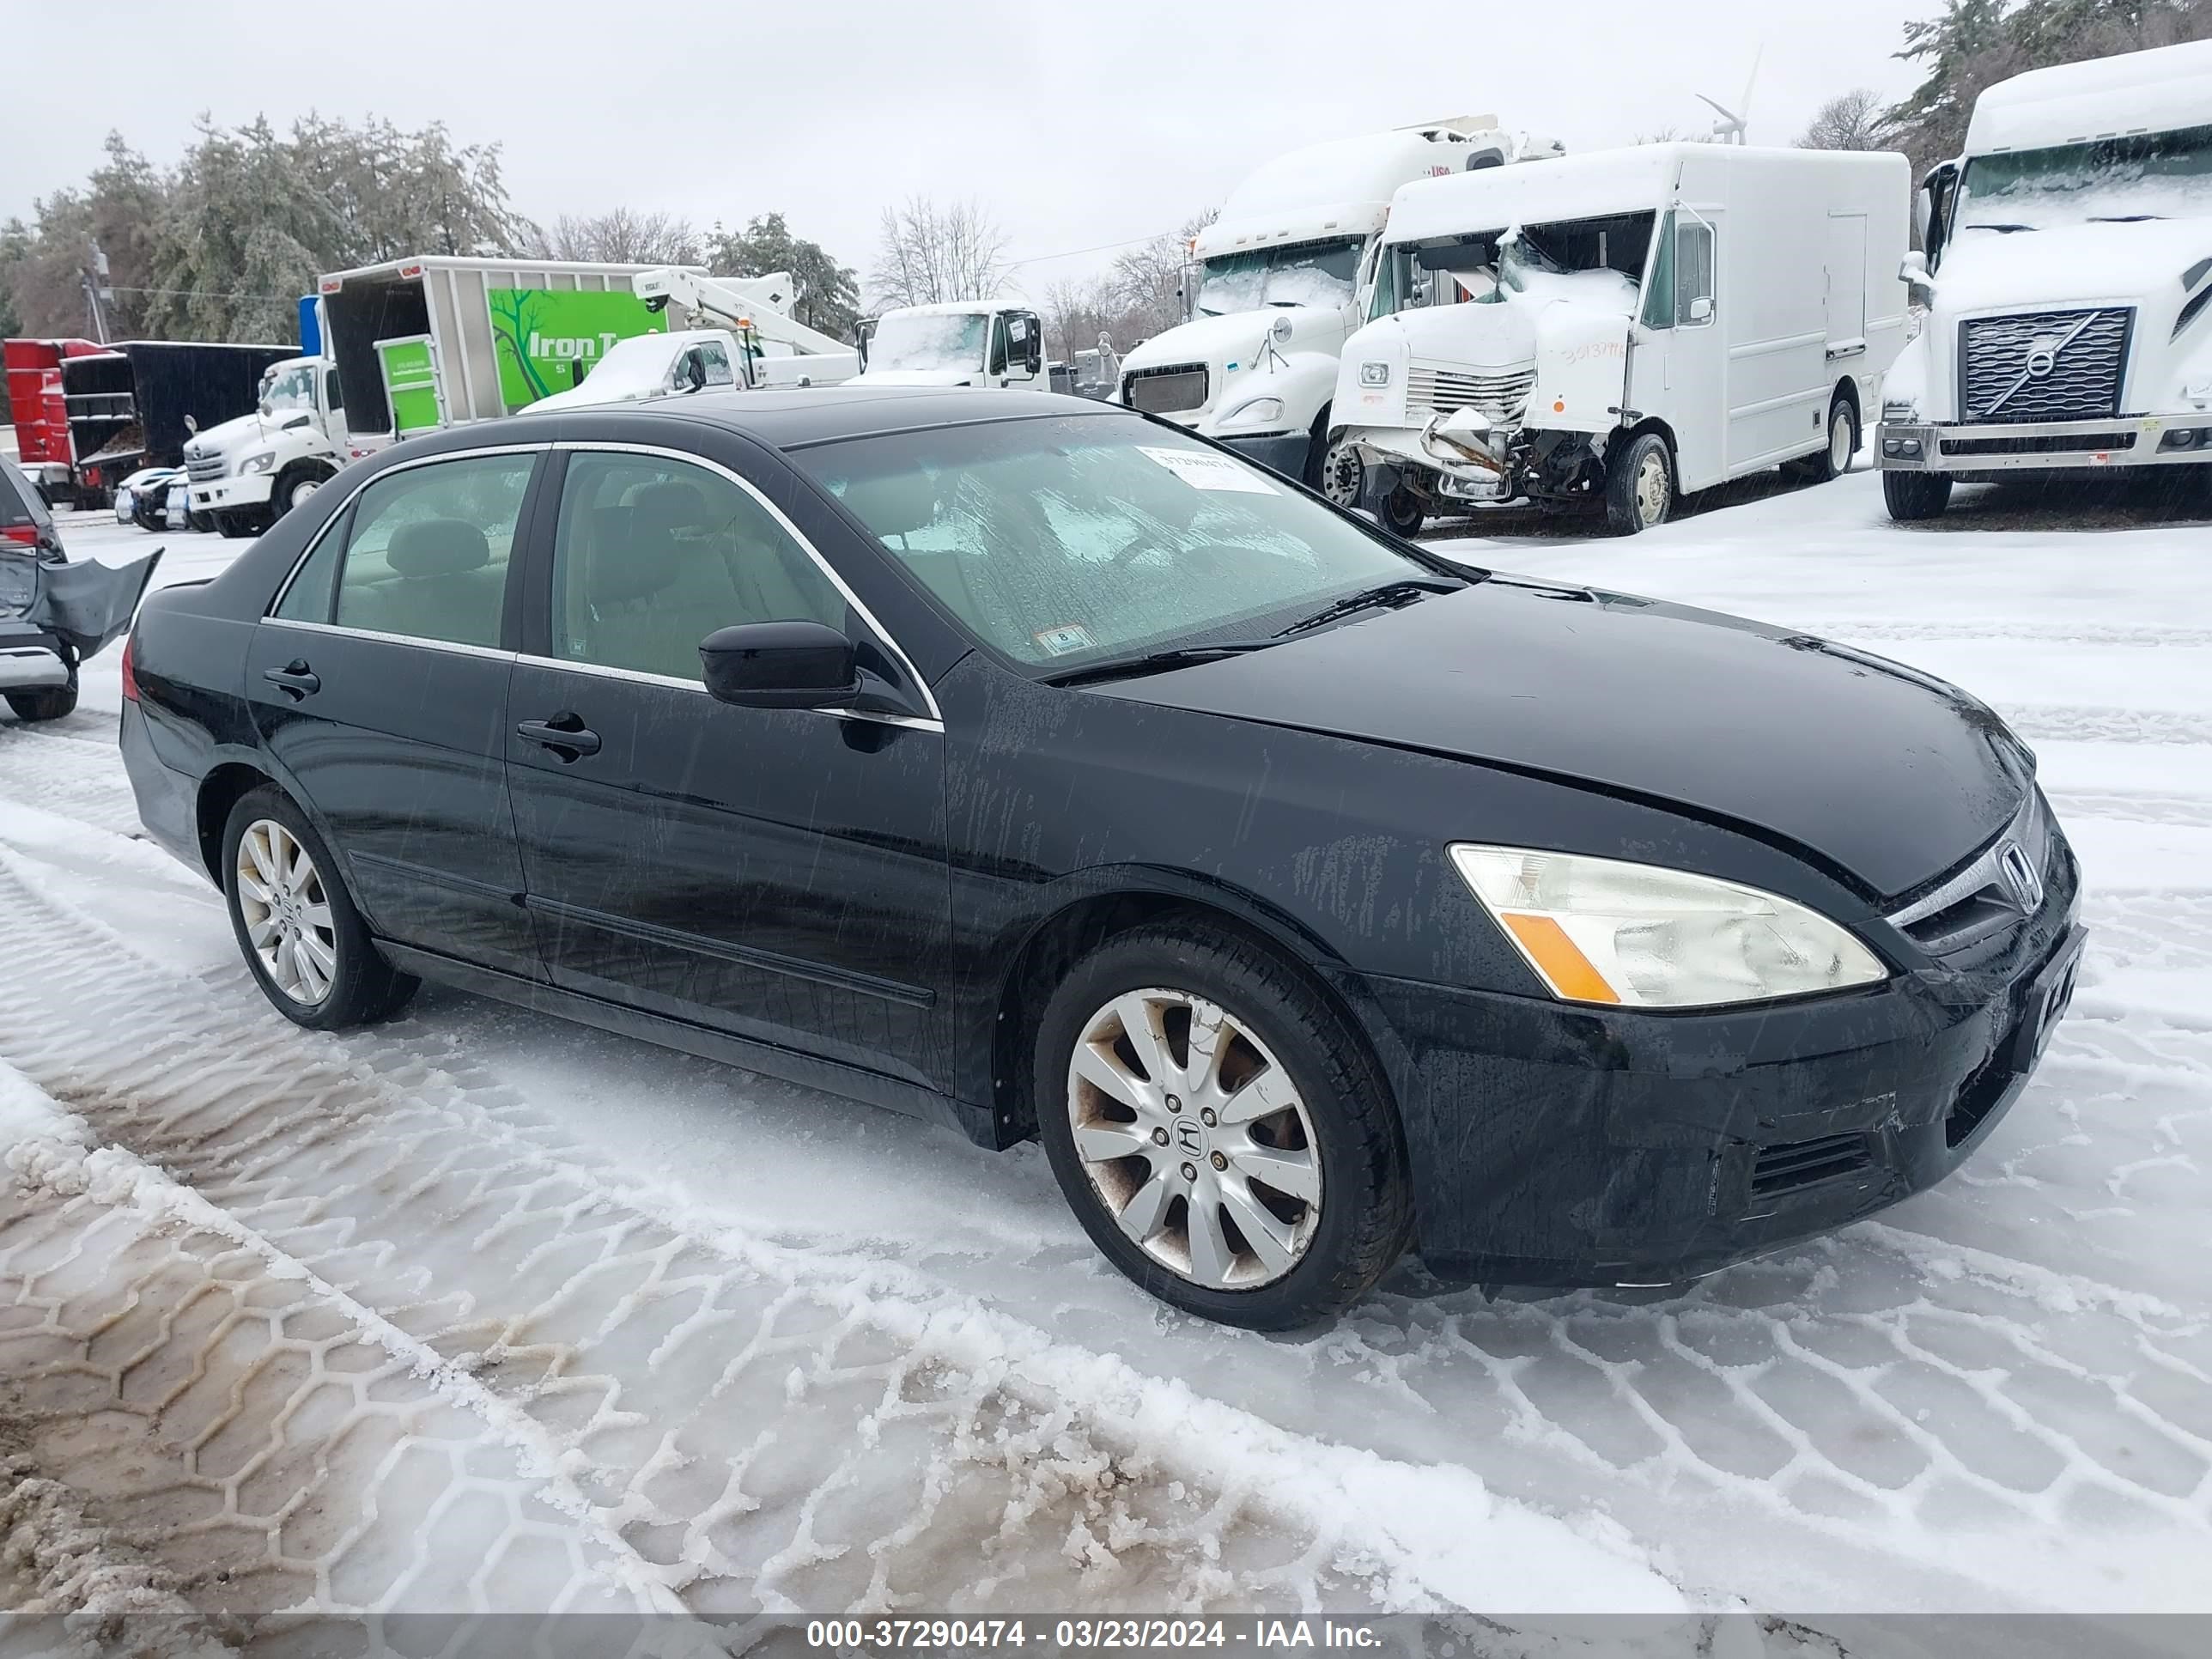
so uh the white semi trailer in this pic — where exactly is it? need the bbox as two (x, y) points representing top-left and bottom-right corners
(1334, 143), (1911, 536)
(1113, 117), (1562, 488)
(1875, 39), (2212, 520)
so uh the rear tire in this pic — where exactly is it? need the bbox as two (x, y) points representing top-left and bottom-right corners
(4, 665), (78, 723)
(221, 786), (418, 1030)
(1604, 430), (1676, 535)
(1787, 394), (1857, 483)
(1033, 921), (1412, 1329)
(1883, 470), (1954, 522)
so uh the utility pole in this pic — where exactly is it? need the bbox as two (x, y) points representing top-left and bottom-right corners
(82, 241), (112, 343)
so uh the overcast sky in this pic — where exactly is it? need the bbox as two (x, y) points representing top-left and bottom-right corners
(9, 0), (1930, 294)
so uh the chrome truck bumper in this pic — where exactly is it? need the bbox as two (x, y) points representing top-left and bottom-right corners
(1878, 413), (2212, 472)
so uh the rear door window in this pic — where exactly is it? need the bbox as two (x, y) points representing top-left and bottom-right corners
(326, 453), (538, 647)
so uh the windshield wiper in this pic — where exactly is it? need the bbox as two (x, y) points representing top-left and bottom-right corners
(2089, 214), (2164, 222)
(1274, 578), (1463, 640)
(1038, 641), (1282, 687)
(1966, 222), (2037, 234)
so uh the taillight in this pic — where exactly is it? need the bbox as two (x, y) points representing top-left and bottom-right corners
(1, 525), (35, 545)
(120, 635), (139, 702)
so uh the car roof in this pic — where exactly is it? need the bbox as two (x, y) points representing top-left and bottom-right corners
(506, 384), (1127, 451)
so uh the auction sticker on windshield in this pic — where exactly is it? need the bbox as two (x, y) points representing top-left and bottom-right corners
(1033, 623), (1095, 656)
(1138, 447), (1279, 494)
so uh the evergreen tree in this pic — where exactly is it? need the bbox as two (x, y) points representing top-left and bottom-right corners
(710, 213), (861, 342)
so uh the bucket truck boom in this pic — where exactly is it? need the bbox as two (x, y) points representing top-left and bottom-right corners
(632, 268), (860, 385)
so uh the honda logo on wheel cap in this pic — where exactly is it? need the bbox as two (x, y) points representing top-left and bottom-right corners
(1999, 842), (2045, 913)
(1173, 1118), (1205, 1155)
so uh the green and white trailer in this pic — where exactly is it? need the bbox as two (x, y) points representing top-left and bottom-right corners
(317, 254), (702, 446)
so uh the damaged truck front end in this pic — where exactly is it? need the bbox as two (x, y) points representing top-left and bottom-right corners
(1334, 218), (1649, 538)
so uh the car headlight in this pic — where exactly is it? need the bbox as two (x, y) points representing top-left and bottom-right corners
(240, 453), (276, 475)
(1449, 843), (1887, 1009)
(1218, 396), (1285, 429)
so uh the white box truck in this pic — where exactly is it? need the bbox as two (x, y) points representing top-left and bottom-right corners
(1334, 143), (1911, 535)
(847, 302), (1048, 388)
(1875, 40), (2212, 520)
(185, 256), (689, 535)
(1114, 118), (1562, 488)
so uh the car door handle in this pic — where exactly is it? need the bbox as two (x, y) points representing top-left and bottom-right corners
(262, 660), (319, 699)
(516, 714), (601, 759)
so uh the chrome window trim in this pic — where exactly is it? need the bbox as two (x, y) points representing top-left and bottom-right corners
(264, 616), (519, 665)
(550, 440), (945, 725)
(265, 441), (550, 619)
(511, 650), (943, 735)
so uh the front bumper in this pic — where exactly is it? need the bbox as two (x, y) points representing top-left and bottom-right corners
(1215, 429), (1310, 478)
(1355, 848), (2084, 1287)
(187, 473), (273, 511)
(1878, 413), (2212, 472)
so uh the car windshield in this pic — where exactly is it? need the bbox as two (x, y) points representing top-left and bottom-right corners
(1194, 239), (1363, 316)
(869, 312), (989, 373)
(260, 364), (316, 416)
(796, 415), (1442, 672)
(1957, 123), (2212, 231)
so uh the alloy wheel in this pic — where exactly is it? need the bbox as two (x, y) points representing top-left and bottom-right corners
(235, 818), (338, 1004)
(1066, 988), (1322, 1289)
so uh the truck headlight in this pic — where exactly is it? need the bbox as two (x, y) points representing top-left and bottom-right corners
(240, 453), (276, 475)
(1358, 362), (1391, 387)
(1449, 843), (1887, 1009)
(1218, 396), (1285, 428)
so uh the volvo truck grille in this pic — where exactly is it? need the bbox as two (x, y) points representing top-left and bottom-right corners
(1405, 362), (1535, 425)
(1121, 364), (1208, 415)
(1960, 308), (2131, 423)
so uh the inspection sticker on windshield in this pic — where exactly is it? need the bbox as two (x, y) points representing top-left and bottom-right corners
(1033, 623), (1095, 657)
(1137, 446), (1279, 495)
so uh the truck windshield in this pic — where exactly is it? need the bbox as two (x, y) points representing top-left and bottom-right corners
(1194, 239), (1363, 316)
(260, 365), (317, 416)
(870, 312), (988, 373)
(1370, 212), (1654, 319)
(1958, 123), (2212, 232)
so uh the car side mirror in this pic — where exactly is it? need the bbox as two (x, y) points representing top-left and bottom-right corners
(700, 620), (860, 709)
(1899, 250), (1936, 300)
(1687, 295), (1713, 323)
(185, 415), (198, 434)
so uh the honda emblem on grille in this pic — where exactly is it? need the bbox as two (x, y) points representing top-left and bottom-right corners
(1999, 842), (2045, 913)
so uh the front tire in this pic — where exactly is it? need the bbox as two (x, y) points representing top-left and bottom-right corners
(272, 465), (329, 519)
(221, 786), (418, 1030)
(1882, 470), (1954, 522)
(1033, 922), (1412, 1329)
(188, 510), (215, 534)
(1605, 430), (1676, 535)
(213, 510), (258, 539)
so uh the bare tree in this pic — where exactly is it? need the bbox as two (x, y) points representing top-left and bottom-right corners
(541, 207), (702, 266)
(1796, 88), (1887, 151)
(870, 198), (1011, 307)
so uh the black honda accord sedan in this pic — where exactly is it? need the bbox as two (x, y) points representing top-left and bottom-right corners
(118, 387), (2084, 1327)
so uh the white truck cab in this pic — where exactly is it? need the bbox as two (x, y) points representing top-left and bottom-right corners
(182, 356), (353, 536)
(848, 303), (1046, 388)
(526, 330), (744, 413)
(1876, 40), (2212, 520)
(1114, 118), (1561, 487)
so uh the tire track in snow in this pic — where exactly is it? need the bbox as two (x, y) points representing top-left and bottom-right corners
(0, 857), (1684, 1624)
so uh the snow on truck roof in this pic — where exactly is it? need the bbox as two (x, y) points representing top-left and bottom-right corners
(1966, 38), (2212, 155)
(1197, 118), (1509, 259)
(1380, 143), (1899, 246)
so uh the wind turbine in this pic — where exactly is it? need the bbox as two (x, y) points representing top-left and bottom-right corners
(1697, 45), (1763, 145)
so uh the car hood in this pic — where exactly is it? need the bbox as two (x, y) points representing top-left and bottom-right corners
(849, 367), (984, 386)
(1095, 578), (2032, 898)
(184, 411), (270, 459)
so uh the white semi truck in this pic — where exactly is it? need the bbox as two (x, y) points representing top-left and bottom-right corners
(1334, 143), (1911, 536)
(1113, 117), (1562, 488)
(1875, 39), (2212, 520)
(847, 302), (1047, 388)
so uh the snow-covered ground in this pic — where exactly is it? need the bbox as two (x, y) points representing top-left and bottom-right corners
(1, 470), (2208, 1647)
